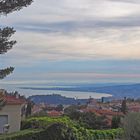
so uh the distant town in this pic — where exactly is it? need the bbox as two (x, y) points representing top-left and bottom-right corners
(1, 88), (140, 137)
(1, 0), (140, 139)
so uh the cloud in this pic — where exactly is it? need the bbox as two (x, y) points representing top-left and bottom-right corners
(1, 0), (140, 84)
(0, 0), (140, 66)
(1, 0), (140, 25)
(1, 27), (140, 67)
(108, 0), (140, 4)
(1, 72), (140, 85)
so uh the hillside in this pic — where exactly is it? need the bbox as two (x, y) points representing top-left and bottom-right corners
(29, 94), (88, 105)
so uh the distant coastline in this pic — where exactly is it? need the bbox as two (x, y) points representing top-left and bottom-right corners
(20, 89), (112, 99)
(1, 83), (140, 99)
(19, 83), (140, 99)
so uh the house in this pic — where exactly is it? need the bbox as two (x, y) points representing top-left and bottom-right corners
(0, 95), (25, 134)
(127, 103), (140, 112)
(47, 110), (63, 117)
(80, 108), (123, 127)
(32, 104), (43, 114)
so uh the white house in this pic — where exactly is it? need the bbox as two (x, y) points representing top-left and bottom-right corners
(0, 95), (25, 134)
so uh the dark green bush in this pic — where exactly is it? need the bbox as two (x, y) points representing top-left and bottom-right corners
(0, 129), (43, 140)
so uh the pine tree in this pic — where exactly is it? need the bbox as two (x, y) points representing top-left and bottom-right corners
(0, 0), (33, 78)
(0, 0), (33, 15)
(0, 0), (33, 107)
(0, 27), (16, 79)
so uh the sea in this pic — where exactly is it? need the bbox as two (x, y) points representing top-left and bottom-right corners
(0, 84), (112, 99)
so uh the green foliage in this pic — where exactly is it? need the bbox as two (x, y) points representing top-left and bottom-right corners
(0, 116), (123, 140)
(0, 0), (34, 79)
(0, 0), (33, 15)
(111, 116), (121, 129)
(0, 27), (16, 80)
(21, 116), (123, 140)
(31, 110), (48, 117)
(0, 129), (43, 140)
(25, 101), (33, 117)
(64, 105), (80, 114)
(43, 123), (75, 140)
(56, 104), (64, 111)
(121, 97), (127, 114)
(123, 112), (140, 140)
(65, 106), (109, 129)
(79, 112), (108, 129)
(21, 116), (75, 130)
(0, 67), (14, 79)
(0, 0), (33, 108)
(0, 27), (16, 54)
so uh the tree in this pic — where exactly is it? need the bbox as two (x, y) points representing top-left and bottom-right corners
(111, 116), (121, 129)
(121, 97), (127, 114)
(65, 106), (109, 129)
(0, 67), (14, 79)
(44, 123), (75, 140)
(0, 0), (33, 107)
(0, 90), (6, 109)
(25, 101), (34, 117)
(0, 0), (33, 15)
(0, 27), (16, 54)
(0, 27), (16, 79)
(0, 27), (16, 107)
(0, 0), (33, 79)
(123, 113), (140, 140)
(79, 112), (109, 129)
(56, 104), (64, 111)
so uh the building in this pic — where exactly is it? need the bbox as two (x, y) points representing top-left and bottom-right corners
(47, 110), (63, 117)
(0, 95), (25, 134)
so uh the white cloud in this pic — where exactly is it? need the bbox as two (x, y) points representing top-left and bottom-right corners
(1, 27), (140, 67)
(1, 0), (140, 84)
(1, 0), (140, 25)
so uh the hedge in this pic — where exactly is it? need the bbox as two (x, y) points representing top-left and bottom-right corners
(0, 129), (55, 140)
(0, 125), (123, 140)
(0, 129), (45, 140)
(21, 116), (124, 140)
(0, 116), (123, 140)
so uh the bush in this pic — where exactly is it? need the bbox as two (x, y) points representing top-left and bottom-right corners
(21, 116), (123, 140)
(0, 129), (43, 140)
(0, 123), (74, 140)
(123, 112), (140, 140)
(43, 123), (75, 140)
(111, 116), (121, 129)
(0, 116), (124, 140)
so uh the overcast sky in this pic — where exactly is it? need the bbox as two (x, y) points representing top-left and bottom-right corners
(1, 0), (140, 85)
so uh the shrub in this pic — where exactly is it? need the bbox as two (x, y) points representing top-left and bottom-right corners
(0, 129), (43, 140)
(0, 116), (124, 140)
(123, 112), (140, 140)
(21, 116), (123, 140)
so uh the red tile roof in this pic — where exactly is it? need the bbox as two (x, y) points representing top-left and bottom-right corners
(81, 108), (123, 116)
(47, 110), (63, 117)
(97, 109), (123, 116)
(4, 95), (26, 105)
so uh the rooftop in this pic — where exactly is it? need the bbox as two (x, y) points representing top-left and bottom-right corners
(4, 95), (26, 105)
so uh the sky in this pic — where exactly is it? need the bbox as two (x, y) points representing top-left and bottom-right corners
(1, 0), (140, 86)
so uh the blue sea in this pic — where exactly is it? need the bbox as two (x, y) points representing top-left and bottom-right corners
(0, 83), (112, 99)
